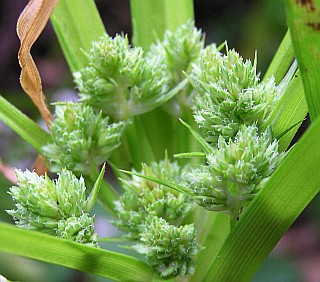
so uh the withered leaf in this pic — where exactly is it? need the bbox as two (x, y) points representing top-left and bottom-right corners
(17, 0), (60, 126)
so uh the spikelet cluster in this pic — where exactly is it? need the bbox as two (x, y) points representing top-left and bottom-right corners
(42, 102), (125, 175)
(114, 158), (200, 278)
(7, 169), (97, 245)
(75, 35), (169, 120)
(189, 46), (278, 143)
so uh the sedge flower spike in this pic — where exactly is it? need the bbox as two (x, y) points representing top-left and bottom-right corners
(147, 21), (204, 116)
(148, 21), (204, 86)
(114, 159), (200, 278)
(189, 45), (278, 143)
(134, 215), (201, 279)
(185, 125), (283, 220)
(114, 158), (194, 238)
(7, 168), (102, 245)
(42, 102), (125, 175)
(75, 34), (171, 120)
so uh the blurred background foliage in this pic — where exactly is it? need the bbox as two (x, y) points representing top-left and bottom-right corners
(0, 0), (319, 281)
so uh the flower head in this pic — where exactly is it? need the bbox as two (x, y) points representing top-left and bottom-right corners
(75, 34), (170, 120)
(42, 102), (125, 175)
(185, 125), (283, 219)
(114, 158), (194, 238)
(134, 215), (201, 279)
(7, 169), (98, 245)
(189, 46), (278, 143)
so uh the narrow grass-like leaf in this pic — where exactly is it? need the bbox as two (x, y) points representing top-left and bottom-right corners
(263, 30), (294, 84)
(179, 119), (214, 154)
(119, 169), (192, 196)
(285, 0), (320, 121)
(17, 0), (57, 126)
(0, 222), (154, 282)
(50, 0), (106, 73)
(173, 152), (206, 158)
(84, 164), (105, 213)
(130, 0), (194, 49)
(272, 72), (308, 151)
(203, 113), (320, 282)
(0, 96), (50, 152)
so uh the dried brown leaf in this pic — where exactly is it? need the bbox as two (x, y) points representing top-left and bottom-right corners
(33, 154), (49, 176)
(17, 0), (60, 126)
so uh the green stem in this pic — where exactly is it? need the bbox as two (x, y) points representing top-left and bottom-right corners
(124, 116), (156, 170)
(190, 211), (230, 282)
(130, 0), (194, 49)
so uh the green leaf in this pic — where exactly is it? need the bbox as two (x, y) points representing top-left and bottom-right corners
(84, 164), (105, 213)
(174, 152), (206, 158)
(285, 0), (320, 121)
(119, 169), (192, 196)
(179, 119), (214, 154)
(130, 0), (194, 49)
(0, 222), (154, 282)
(50, 0), (106, 73)
(203, 112), (320, 281)
(0, 95), (51, 152)
(271, 71), (308, 151)
(263, 30), (294, 84)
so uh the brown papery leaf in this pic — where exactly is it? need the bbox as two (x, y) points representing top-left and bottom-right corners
(17, 0), (60, 127)
(33, 155), (49, 176)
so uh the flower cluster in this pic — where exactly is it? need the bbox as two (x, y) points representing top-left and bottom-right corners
(7, 169), (99, 245)
(75, 34), (169, 120)
(75, 23), (205, 120)
(114, 158), (200, 278)
(180, 44), (284, 220)
(189, 46), (278, 143)
(148, 21), (204, 116)
(134, 215), (201, 279)
(185, 125), (282, 220)
(42, 102), (125, 176)
(148, 20), (204, 86)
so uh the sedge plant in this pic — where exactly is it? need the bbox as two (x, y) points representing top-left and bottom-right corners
(0, 0), (319, 281)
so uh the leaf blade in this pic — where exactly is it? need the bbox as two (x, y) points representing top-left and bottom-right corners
(285, 0), (320, 121)
(0, 222), (155, 282)
(50, 0), (106, 73)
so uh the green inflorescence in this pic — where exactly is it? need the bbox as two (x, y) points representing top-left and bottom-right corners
(42, 102), (126, 176)
(189, 46), (278, 143)
(7, 169), (98, 245)
(114, 158), (200, 278)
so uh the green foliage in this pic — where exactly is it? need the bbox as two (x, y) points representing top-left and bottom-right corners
(42, 102), (125, 175)
(7, 169), (98, 245)
(1, 0), (319, 281)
